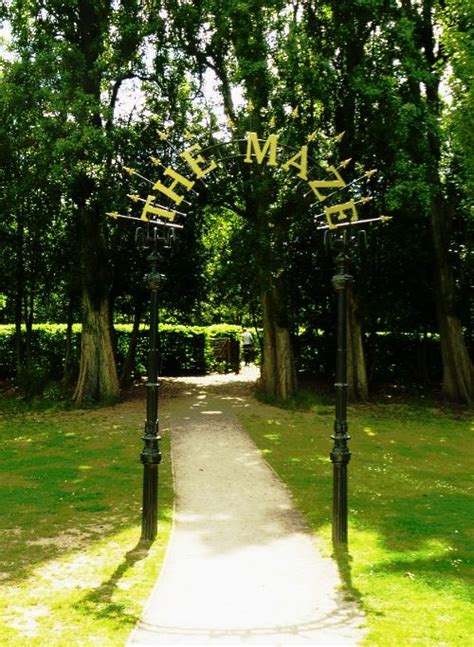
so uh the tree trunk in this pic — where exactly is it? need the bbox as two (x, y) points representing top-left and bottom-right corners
(24, 289), (34, 370)
(347, 287), (368, 401)
(332, 0), (368, 402)
(14, 293), (22, 376)
(260, 277), (297, 400)
(73, 290), (119, 403)
(14, 210), (24, 375)
(437, 311), (472, 404)
(73, 199), (120, 405)
(431, 195), (473, 404)
(417, 0), (473, 405)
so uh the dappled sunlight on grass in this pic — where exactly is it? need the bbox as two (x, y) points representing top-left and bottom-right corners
(241, 399), (474, 646)
(263, 432), (281, 441)
(363, 427), (377, 436)
(347, 529), (473, 645)
(0, 402), (173, 645)
(1, 525), (171, 645)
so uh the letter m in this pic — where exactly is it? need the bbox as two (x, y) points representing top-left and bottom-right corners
(244, 132), (279, 166)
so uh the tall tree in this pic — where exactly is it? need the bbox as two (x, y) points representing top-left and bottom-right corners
(65, 0), (120, 403)
(164, 0), (317, 399)
(0, 52), (64, 375)
(3, 0), (168, 403)
(399, 0), (473, 403)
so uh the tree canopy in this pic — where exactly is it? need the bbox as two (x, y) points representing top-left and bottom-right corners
(0, 0), (472, 403)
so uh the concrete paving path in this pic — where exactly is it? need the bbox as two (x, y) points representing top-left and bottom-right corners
(128, 370), (365, 646)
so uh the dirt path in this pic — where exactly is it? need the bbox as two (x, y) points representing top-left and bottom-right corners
(128, 368), (365, 645)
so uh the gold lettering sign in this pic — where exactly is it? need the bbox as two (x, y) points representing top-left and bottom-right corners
(153, 167), (195, 205)
(140, 195), (176, 221)
(113, 130), (381, 232)
(308, 165), (346, 202)
(281, 145), (308, 180)
(180, 144), (218, 179)
(325, 201), (358, 229)
(244, 132), (279, 166)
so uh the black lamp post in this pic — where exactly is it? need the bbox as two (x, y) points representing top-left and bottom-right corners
(136, 225), (168, 541)
(326, 229), (353, 546)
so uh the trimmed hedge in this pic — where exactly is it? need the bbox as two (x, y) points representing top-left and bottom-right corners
(115, 323), (242, 377)
(0, 322), (445, 389)
(0, 324), (82, 384)
(0, 323), (242, 383)
(295, 328), (443, 386)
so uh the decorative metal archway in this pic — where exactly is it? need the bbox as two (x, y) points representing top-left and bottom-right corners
(107, 127), (390, 545)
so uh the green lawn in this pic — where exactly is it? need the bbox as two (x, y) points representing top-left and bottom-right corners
(0, 399), (172, 646)
(241, 397), (473, 646)
(1, 388), (472, 645)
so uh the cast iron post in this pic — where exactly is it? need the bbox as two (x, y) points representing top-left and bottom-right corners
(329, 231), (352, 545)
(139, 226), (166, 541)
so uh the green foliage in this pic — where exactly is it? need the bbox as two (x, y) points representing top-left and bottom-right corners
(0, 324), (81, 389)
(16, 364), (50, 400)
(296, 329), (443, 389)
(116, 323), (242, 376)
(0, 324), (242, 388)
(440, 0), (474, 206)
(1, 0), (472, 402)
(0, 323), (449, 396)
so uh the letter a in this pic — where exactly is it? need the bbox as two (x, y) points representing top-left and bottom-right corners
(282, 145), (308, 180)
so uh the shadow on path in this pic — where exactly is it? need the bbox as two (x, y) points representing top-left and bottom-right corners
(128, 371), (366, 645)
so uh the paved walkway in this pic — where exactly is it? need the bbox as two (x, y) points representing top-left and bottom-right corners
(128, 370), (365, 645)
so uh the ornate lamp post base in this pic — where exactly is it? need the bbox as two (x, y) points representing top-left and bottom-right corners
(141, 463), (159, 540)
(330, 432), (351, 545)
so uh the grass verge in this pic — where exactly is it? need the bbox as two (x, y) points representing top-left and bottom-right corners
(240, 398), (473, 646)
(0, 397), (172, 646)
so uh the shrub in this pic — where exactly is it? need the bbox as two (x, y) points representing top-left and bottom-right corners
(0, 323), (243, 385)
(0, 324), (81, 384)
(16, 364), (50, 399)
(295, 328), (443, 387)
(0, 323), (447, 391)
